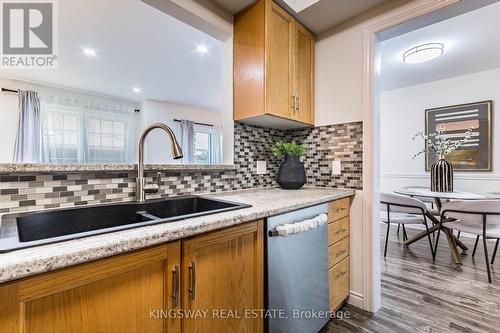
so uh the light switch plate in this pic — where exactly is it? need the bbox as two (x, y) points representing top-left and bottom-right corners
(331, 160), (341, 175)
(256, 160), (267, 175)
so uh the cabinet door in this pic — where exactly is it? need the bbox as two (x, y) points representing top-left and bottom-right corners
(265, 1), (295, 120)
(182, 221), (264, 333)
(0, 243), (181, 333)
(295, 23), (315, 125)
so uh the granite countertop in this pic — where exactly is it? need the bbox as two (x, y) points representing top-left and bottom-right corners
(0, 187), (354, 284)
(0, 163), (237, 174)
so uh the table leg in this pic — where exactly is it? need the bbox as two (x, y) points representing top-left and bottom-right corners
(404, 224), (440, 246)
(443, 227), (462, 265)
(402, 200), (464, 265)
(403, 211), (440, 245)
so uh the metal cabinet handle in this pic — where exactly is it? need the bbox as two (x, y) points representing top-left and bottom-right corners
(171, 265), (180, 307)
(335, 228), (347, 235)
(335, 208), (346, 213)
(336, 270), (347, 279)
(336, 249), (347, 258)
(291, 96), (296, 114)
(296, 96), (300, 113)
(188, 261), (196, 300)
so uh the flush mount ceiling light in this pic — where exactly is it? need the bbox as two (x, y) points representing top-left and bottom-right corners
(195, 45), (209, 54)
(403, 43), (444, 64)
(132, 87), (141, 93)
(82, 48), (97, 57)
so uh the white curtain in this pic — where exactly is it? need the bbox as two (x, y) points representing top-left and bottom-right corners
(13, 90), (42, 162)
(211, 124), (222, 164)
(40, 93), (137, 163)
(179, 119), (195, 164)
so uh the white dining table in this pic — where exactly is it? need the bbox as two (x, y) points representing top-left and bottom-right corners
(394, 187), (500, 265)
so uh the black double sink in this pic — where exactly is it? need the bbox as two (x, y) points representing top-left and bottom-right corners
(0, 196), (251, 252)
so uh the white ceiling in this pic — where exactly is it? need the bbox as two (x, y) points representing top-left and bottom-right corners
(380, 1), (500, 91)
(0, 0), (223, 111)
(275, 0), (389, 35)
(209, 0), (392, 36)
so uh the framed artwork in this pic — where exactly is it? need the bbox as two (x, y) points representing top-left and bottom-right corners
(425, 100), (493, 171)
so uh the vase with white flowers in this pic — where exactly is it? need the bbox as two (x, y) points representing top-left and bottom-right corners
(413, 125), (473, 192)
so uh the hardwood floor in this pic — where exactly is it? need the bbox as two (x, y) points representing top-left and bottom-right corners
(320, 227), (500, 333)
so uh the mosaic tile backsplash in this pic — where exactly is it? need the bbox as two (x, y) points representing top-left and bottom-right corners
(0, 122), (362, 214)
(287, 121), (363, 190)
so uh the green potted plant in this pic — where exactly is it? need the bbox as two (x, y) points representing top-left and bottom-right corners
(272, 141), (307, 189)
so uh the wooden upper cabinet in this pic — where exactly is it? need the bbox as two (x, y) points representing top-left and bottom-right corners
(295, 23), (315, 124)
(234, 0), (315, 127)
(265, 2), (295, 120)
(0, 243), (181, 333)
(182, 221), (264, 333)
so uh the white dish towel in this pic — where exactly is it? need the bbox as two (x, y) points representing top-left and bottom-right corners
(275, 213), (328, 237)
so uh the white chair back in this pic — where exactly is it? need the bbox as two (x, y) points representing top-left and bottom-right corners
(380, 192), (426, 215)
(441, 200), (500, 225)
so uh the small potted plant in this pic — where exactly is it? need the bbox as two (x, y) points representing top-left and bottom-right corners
(413, 125), (472, 192)
(272, 141), (307, 190)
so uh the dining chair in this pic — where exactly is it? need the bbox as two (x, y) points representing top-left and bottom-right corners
(433, 200), (500, 283)
(460, 192), (500, 263)
(397, 186), (439, 237)
(380, 193), (434, 258)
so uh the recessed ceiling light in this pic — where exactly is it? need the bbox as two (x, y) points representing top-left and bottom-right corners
(196, 45), (209, 54)
(82, 48), (97, 57)
(403, 43), (444, 64)
(132, 87), (141, 93)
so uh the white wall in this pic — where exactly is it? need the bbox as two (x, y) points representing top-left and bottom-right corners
(140, 99), (222, 164)
(381, 67), (500, 193)
(0, 83), (19, 162)
(315, 19), (367, 308)
(315, 28), (364, 126)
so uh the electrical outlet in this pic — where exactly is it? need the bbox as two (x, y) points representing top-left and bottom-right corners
(331, 160), (341, 175)
(256, 161), (267, 175)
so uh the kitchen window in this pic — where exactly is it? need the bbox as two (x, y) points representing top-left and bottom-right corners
(87, 118), (126, 163)
(42, 107), (81, 163)
(41, 102), (134, 163)
(193, 129), (212, 164)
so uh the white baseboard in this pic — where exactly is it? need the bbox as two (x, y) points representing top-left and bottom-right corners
(347, 290), (364, 309)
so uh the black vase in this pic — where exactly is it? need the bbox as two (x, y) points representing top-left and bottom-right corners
(277, 155), (306, 190)
(431, 158), (454, 192)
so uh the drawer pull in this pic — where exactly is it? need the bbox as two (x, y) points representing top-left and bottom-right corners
(171, 265), (180, 307)
(336, 270), (347, 279)
(188, 261), (196, 301)
(335, 228), (347, 235)
(335, 208), (346, 213)
(336, 249), (347, 258)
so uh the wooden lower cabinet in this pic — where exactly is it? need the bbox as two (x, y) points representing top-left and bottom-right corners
(182, 220), (264, 333)
(0, 242), (181, 333)
(327, 198), (352, 311)
(329, 256), (350, 311)
(0, 221), (264, 333)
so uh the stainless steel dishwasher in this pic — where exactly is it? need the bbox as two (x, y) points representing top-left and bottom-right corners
(266, 203), (329, 333)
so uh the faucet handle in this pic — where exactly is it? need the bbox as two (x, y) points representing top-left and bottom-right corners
(143, 172), (161, 194)
(156, 172), (162, 188)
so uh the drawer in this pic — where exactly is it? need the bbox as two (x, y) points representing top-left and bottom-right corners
(328, 236), (349, 268)
(328, 197), (350, 222)
(328, 217), (349, 246)
(329, 256), (350, 311)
